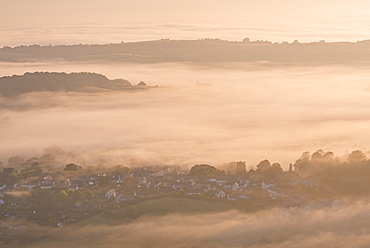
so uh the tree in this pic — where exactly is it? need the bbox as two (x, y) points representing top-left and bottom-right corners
(8, 156), (24, 168)
(64, 163), (82, 171)
(114, 165), (131, 175)
(347, 150), (367, 164)
(69, 189), (87, 202)
(98, 175), (110, 186)
(3, 167), (16, 175)
(293, 151), (311, 171)
(32, 190), (54, 212)
(2, 167), (19, 185)
(39, 153), (55, 166)
(55, 190), (74, 209)
(20, 162), (44, 179)
(256, 160), (271, 171)
(189, 164), (225, 176)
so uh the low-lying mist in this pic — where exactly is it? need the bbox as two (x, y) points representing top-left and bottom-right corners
(1, 63), (370, 168)
(27, 200), (370, 248)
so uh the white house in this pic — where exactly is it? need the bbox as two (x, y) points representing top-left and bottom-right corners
(68, 184), (79, 191)
(215, 190), (226, 198)
(106, 189), (117, 199)
(261, 182), (276, 190)
(232, 183), (240, 191)
(21, 182), (38, 191)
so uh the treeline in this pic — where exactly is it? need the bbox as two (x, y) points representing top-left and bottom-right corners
(291, 150), (370, 195)
(0, 72), (132, 97)
(2, 39), (370, 65)
(2, 149), (370, 196)
(189, 150), (370, 196)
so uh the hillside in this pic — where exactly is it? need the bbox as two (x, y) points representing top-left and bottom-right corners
(2, 39), (370, 65)
(0, 72), (141, 97)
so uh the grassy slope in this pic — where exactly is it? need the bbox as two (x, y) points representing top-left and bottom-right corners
(78, 196), (244, 226)
(28, 197), (265, 247)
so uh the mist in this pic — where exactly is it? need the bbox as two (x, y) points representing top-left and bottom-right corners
(1, 63), (370, 168)
(26, 200), (370, 248)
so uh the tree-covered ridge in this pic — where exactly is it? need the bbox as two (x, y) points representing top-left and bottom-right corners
(0, 72), (136, 97)
(2, 39), (370, 65)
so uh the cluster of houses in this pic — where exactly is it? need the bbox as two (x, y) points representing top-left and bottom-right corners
(16, 176), (86, 192)
(0, 163), (321, 213)
(105, 171), (287, 203)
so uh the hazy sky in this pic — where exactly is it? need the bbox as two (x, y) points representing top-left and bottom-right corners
(2, 0), (370, 46)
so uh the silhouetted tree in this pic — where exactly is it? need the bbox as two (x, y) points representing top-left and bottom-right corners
(347, 150), (367, 164)
(64, 163), (82, 171)
(189, 164), (225, 176)
(256, 160), (271, 171)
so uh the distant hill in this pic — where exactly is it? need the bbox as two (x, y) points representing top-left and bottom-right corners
(2, 39), (370, 65)
(0, 72), (144, 97)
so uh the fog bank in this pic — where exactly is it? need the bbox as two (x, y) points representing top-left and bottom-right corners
(28, 201), (370, 248)
(1, 63), (370, 168)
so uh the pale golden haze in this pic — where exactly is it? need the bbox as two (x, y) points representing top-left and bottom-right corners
(2, 0), (370, 46)
(2, 1), (370, 248)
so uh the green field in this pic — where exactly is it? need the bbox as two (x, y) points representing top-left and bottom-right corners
(26, 197), (272, 248)
(78, 196), (242, 226)
(134, 197), (234, 214)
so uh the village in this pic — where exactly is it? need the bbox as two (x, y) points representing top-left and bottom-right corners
(0, 159), (333, 229)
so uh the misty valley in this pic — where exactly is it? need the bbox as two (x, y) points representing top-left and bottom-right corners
(1, 149), (370, 248)
(1, 40), (370, 248)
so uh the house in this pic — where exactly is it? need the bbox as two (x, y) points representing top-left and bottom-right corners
(106, 189), (117, 199)
(0, 184), (6, 190)
(215, 180), (228, 186)
(238, 180), (250, 188)
(158, 186), (176, 194)
(227, 193), (236, 201)
(185, 189), (201, 196)
(172, 184), (185, 190)
(234, 191), (250, 200)
(266, 189), (283, 199)
(108, 175), (123, 184)
(43, 175), (53, 181)
(215, 190), (226, 198)
(68, 184), (79, 191)
(64, 179), (72, 187)
(134, 190), (156, 198)
(21, 182), (38, 191)
(232, 183), (240, 191)
(40, 182), (55, 190)
(261, 182), (276, 190)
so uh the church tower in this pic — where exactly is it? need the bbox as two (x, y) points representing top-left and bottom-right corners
(236, 161), (246, 176)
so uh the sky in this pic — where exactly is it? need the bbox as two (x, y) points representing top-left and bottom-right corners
(2, 0), (370, 46)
